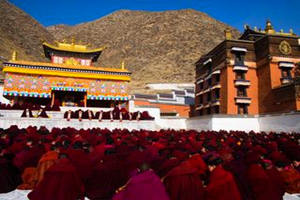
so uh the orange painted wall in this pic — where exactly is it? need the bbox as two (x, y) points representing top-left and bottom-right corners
(134, 100), (190, 117)
(226, 65), (236, 114)
(220, 67), (228, 114)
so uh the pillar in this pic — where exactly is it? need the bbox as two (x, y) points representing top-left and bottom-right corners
(84, 93), (87, 107)
(51, 92), (55, 107)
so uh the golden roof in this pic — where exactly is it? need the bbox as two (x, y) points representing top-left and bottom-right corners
(245, 20), (297, 37)
(43, 41), (106, 53)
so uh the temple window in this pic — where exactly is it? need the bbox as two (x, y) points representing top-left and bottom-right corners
(208, 78), (212, 86)
(207, 92), (211, 102)
(281, 68), (293, 84)
(206, 107), (211, 115)
(215, 74), (220, 83)
(236, 71), (245, 80)
(237, 104), (248, 114)
(234, 52), (245, 66)
(215, 89), (220, 99)
(237, 87), (247, 97)
(199, 82), (204, 90)
(199, 95), (203, 104)
(199, 110), (203, 116)
(214, 106), (219, 114)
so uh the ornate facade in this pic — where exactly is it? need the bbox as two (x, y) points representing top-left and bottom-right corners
(194, 20), (300, 116)
(2, 40), (131, 107)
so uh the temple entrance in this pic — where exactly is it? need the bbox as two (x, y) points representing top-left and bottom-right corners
(52, 91), (86, 107)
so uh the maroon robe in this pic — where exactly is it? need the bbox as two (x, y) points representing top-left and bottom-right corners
(21, 109), (33, 118)
(247, 164), (282, 200)
(163, 159), (205, 200)
(206, 165), (241, 200)
(28, 158), (84, 200)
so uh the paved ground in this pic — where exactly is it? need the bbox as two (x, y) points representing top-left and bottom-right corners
(0, 190), (299, 200)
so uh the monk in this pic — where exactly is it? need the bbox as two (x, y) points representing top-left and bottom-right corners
(205, 155), (241, 200)
(275, 161), (300, 194)
(17, 167), (37, 190)
(247, 162), (282, 200)
(28, 154), (85, 200)
(0, 154), (22, 193)
(113, 163), (169, 200)
(163, 154), (206, 200)
(32, 149), (58, 186)
(21, 108), (33, 118)
(38, 108), (48, 118)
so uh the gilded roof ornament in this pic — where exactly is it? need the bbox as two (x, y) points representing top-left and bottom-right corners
(224, 28), (232, 40)
(121, 60), (125, 70)
(279, 40), (292, 55)
(11, 51), (17, 61)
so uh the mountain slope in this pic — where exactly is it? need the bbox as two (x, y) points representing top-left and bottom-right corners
(0, 0), (55, 62)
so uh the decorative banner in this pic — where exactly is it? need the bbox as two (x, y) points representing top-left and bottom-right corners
(3, 73), (129, 99)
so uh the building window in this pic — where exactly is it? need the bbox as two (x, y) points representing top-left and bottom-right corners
(215, 74), (220, 83)
(199, 110), (203, 116)
(207, 92), (211, 102)
(199, 95), (203, 104)
(235, 53), (245, 66)
(214, 106), (219, 114)
(237, 87), (247, 97)
(199, 82), (204, 90)
(208, 78), (212, 86)
(215, 89), (220, 99)
(281, 69), (292, 79)
(236, 71), (245, 80)
(237, 104), (248, 114)
(206, 108), (211, 115)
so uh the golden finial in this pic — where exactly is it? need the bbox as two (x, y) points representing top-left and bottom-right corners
(71, 37), (75, 45)
(280, 29), (284, 33)
(224, 28), (232, 40)
(254, 26), (258, 31)
(11, 51), (17, 61)
(244, 24), (250, 30)
(289, 29), (294, 34)
(121, 60), (125, 70)
(265, 19), (275, 34)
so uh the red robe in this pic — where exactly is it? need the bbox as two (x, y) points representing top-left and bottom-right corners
(206, 166), (241, 200)
(247, 164), (282, 200)
(163, 160), (205, 200)
(28, 158), (84, 200)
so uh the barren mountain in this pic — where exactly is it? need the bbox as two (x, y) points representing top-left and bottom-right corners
(0, 0), (54, 61)
(48, 10), (240, 92)
(0, 0), (240, 92)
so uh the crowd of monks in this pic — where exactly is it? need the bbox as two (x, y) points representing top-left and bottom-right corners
(64, 108), (154, 121)
(0, 126), (299, 200)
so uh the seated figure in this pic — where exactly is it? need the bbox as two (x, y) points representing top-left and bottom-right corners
(83, 110), (94, 120)
(38, 108), (49, 118)
(21, 108), (33, 118)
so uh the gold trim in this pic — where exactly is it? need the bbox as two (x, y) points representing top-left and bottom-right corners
(43, 42), (106, 54)
(279, 40), (292, 55)
(7, 60), (130, 73)
(3, 67), (131, 81)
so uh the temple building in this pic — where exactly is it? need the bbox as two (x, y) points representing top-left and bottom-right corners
(194, 20), (300, 116)
(2, 40), (131, 108)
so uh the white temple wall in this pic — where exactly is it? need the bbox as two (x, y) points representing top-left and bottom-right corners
(0, 85), (10, 104)
(156, 117), (187, 130)
(185, 116), (212, 131)
(259, 113), (300, 132)
(0, 117), (157, 131)
(211, 117), (260, 132)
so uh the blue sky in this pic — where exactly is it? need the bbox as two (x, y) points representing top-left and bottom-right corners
(9, 0), (300, 34)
